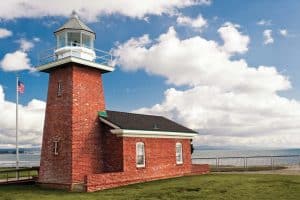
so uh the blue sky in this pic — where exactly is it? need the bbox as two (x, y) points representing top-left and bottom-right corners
(0, 0), (300, 148)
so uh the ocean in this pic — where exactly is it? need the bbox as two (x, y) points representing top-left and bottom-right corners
(0, 152), (40, 167)
(0, 148), (300, 167)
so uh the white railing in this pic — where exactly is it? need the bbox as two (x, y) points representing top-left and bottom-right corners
(0, 161), (40, 168)
(37, 44), (113, 67)
(193, 155), (300, 169)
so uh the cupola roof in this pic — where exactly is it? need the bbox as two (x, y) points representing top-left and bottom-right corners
(54, 11), (95, 35)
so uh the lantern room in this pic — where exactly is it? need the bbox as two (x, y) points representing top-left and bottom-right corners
(54, 11), (96, 61)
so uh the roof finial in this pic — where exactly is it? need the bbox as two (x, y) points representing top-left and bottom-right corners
(71, 10), (79, 19)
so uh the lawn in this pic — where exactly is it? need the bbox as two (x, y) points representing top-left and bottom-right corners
(0, 174), (299, 200)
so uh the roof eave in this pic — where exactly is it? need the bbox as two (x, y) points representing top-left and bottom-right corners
(100, 116), (198, 139)
(111, 129), (198, 139)
(54, 28), (95, 35)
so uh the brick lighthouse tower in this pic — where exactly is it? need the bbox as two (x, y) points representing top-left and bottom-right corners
(37, 11), (114, 190)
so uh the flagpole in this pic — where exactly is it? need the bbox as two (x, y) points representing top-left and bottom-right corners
(16, 75), (19, 178)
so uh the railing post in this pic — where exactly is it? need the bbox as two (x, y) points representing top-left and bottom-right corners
(244, 157), (248, 170)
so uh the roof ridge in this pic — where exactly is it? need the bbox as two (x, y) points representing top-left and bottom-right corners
(160, 116), (197, 133)
(106, 110), (165, 118)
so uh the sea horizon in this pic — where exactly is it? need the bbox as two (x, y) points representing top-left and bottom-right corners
(1, 147), (300, 168)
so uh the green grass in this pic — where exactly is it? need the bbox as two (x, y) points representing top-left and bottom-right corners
(0, 174), (299, 200)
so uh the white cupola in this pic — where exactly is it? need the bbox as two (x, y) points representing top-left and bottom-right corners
(36, 11), (114, 73)
(54, 11), (96, 61)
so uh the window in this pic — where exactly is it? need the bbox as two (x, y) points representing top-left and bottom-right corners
(82, 33), (92, 48)
(176, 143), (183, 164)
(57, 32), (66, 48)
(136, 142), (145, 168)
(67, 32), (80, 46)
(57, 81), (62, 97)
(53, 141), (59, 155)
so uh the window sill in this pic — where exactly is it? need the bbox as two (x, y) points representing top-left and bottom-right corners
(136, 165), (146, 169)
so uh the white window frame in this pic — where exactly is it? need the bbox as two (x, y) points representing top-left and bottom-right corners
(54, 141), (59, 156)
(176, 142), (183, 164)
(136, 142), (145, 168)
(57, 81), (62, 97)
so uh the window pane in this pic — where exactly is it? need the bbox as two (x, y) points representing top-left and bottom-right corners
(82, 33), (91, 48)
(137, 155), (144, 165)
(136, 142), (145, 167)
(67, 32), (80, 46)
(57, 33), (66, 48)
(176, 143), (183, 164)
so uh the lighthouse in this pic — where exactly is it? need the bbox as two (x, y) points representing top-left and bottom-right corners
(37, 11), (114, 191)
(36, 12), (205, 193)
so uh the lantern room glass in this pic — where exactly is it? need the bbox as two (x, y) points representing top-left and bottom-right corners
(57, 32), (66, 48)
(56, 31), (94, 49)
(67, 32), (80, 46)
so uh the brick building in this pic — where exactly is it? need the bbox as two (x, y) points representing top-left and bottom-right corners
(37, 12), (209, 192)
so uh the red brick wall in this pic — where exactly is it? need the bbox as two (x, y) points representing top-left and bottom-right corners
(123, 137), (192, 176)
(86, 137), (193, 192)
(39, 63), (106, 188)
(102, 125), (124, 172)
(71, 65), (105, 183)
(191, 164), (210, 174)
(39, 65), (73, 186)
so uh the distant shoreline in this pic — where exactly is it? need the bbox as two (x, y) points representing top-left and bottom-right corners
(0, 151), (24, 154)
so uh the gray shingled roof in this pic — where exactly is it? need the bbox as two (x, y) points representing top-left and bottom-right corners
(100, 110), (197, 133)
(54, 12), (94, 34)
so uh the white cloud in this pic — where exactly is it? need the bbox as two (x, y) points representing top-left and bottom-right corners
(114, 26), (287, 92)
(0, 85), (45, 148)
(0, 51), (32, 71)
(0, 38), (37, 71)
(176, 14), (207, 31)
(33, 37), (40, 42)
(279, 29), (288, 37)
(218, 22), (250, 54)
(0, 0), (211, 22)
(113, 25), (300, 148)
(0, 28), (12, 38)
(257, 19), (272, 26)
(263, 29), (274, 45)
(17, 38), (34, 52)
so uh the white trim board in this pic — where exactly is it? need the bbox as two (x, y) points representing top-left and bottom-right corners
(100, 117), (120, 129)
(36, 56), (114, 72)
(111, 129), (197, 139)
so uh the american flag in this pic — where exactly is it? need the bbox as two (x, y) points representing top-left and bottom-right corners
(17, 81), (25, 94)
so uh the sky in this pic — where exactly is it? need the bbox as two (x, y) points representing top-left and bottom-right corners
(0, 0), (300, 149)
